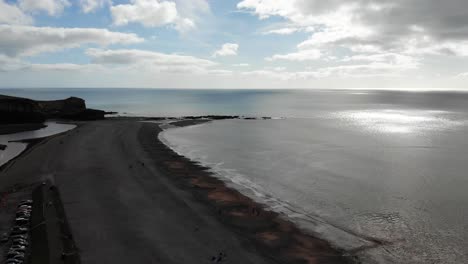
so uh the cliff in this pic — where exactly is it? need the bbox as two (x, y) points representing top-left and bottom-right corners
(0, 95), (106, 124)
(0, 95), (45, 124)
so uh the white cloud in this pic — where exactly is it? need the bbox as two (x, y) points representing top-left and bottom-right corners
(232, 63), (249, 67)
(349, 44), (382, 53)
(295, 52), (419, 78)
(208, 69), (233, 76)
(342, 53), (418, 65)
(263, 27), (300, 35)
(242, 69), (329, 81)
(212, 43), (239, 57)
(173, 18), (195, 32)
(0, 0), (33, 25)
(86, 48), (217, 73)
(456, 72), (468, 78)
(28, 63), (103, 72)
(0, 54), (27, 71)
(173, 0), (210, 21)
(80, 0), (111, 13)
(238, 0), (468, 56)
(266, 49), (321, 61)
(2, 47), (220, 76)
(238, 0), (468, 79)
(110, 0), (195, 32)
(318, 65), (401, 78)
(0, 25), (144, 57)
(18, 0), (70, 16)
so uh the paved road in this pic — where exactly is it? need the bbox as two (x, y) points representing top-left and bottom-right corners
(0, 120), (270, 264)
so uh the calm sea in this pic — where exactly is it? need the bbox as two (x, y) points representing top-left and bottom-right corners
(2, 88), (468, 263)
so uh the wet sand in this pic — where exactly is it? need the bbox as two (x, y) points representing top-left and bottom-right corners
(0, 120), (353, 263)
(0, 123), (46, 135)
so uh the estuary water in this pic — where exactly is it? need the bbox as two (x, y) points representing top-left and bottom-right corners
(0, 122), (76, 167)
(2, 88), (468, 263)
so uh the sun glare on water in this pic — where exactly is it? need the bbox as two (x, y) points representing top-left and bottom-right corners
(334, 109), (464, 134)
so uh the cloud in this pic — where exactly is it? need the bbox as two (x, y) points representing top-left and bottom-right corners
(319, 63), (415, 78)
(242, 69), (329, 81)
(110, 0), (195, 32)
(263, 27), (301, 35)
(79, 0), (111, 13)
(212, 43), (239, 57)
(239, 0), (468, 55)
(173, 0), (210, 20)
(0, 54), (26, 71)
(2, 47), (220, 76)
(456, 72), (468, 78)
(18, 0), (70, 16)
(0, 25), (144, 57)
(28, 63), (103, 72)
(232, 63), (249, 67)
(86, 48), (217, 73)
(239, 0), (468, 78)
(0, 0), (33, 25)
(266, 49), (321, 61)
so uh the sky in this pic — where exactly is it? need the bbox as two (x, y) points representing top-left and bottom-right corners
(1, 0), (468, 89)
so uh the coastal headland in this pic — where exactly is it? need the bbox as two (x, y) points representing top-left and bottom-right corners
(0, 117), (354, 263)
(0, 95), (107, 126)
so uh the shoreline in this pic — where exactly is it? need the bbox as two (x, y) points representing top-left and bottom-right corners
(142, 119), (355, 263)
(0, 121), (80, 172)
(0, 123), (47, 135)
(0, 118), (356, 263)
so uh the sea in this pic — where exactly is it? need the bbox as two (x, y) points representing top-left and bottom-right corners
(2, 88), (468, 263)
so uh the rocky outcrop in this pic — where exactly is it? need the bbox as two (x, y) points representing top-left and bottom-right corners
(60, 108), (106, 121)
(0, 95), (106, 124)
(37, 97), (86, 117)
(0, 95), (45, 124)
(38, 97), (106, 121)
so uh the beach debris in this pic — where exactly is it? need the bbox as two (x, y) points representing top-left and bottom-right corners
(10, 245), (26, 254)
(3, 199), (33, 264)
(15, 212), (31, 218)
(10, 234), (28, 240)
(17, 200), (32, 206)
(11, 226), (28, 235)
(211, 252), (227, 263)
(1, 232), (9, 243)
(17, 205), (31, 211)
(12, 239), (28, 247)
(6, 250), (25, 259)
(15, 218), (29, 226)
(5, 259), (22, 264)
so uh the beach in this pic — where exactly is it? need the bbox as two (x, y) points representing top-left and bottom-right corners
(0, 119), (351, 264)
